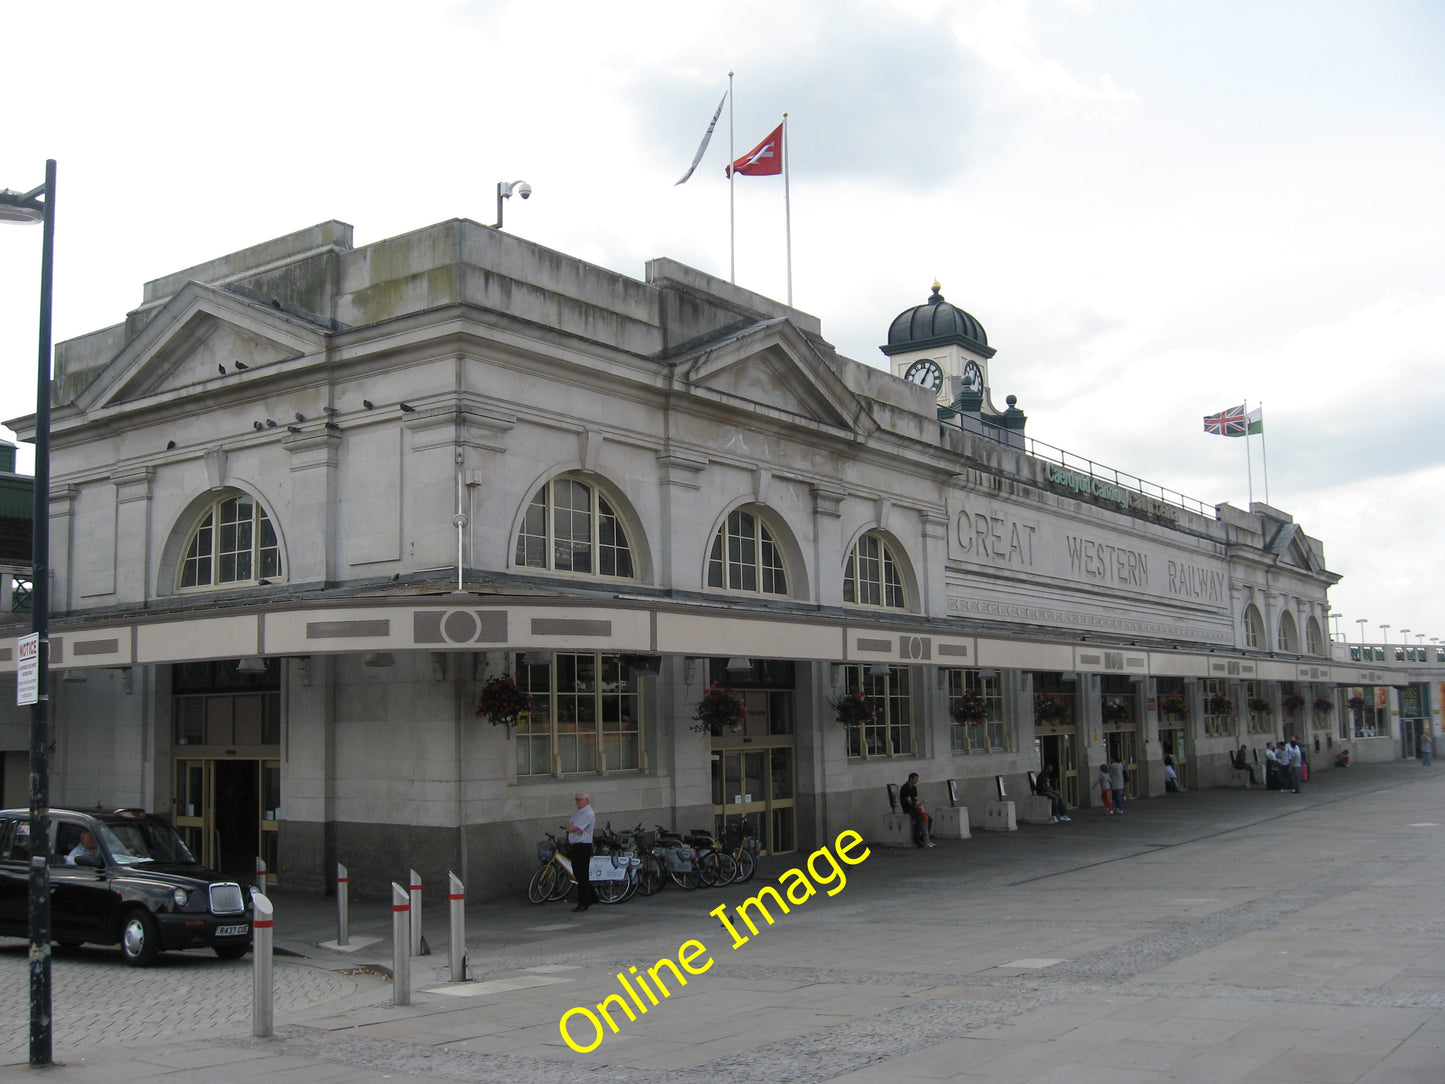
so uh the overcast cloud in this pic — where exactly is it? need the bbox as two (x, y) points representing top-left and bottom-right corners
(1, 0), (1440, 645)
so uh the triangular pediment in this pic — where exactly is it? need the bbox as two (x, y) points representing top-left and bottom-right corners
(77, 282), (329, 411)
(675, 318), (864, 432)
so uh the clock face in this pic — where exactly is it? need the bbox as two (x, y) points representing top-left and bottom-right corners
(903, 359), (944, 392)
(961, 361), (983, 393)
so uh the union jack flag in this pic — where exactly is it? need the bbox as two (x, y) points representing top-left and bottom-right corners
(1203, 404), (1246, 436)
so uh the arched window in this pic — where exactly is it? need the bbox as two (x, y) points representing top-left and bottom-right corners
(515, 476), (635, 579)
(843, 532), (905, 609)
(1306, 617), (1325, 656)
(1278, 612), (1298, 652)
(707, 509), (787, 595)
(1243, 604), (1265, 649)
(178, 493), (281, 590)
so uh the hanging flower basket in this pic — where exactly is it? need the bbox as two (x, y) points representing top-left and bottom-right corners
(1281, 693), (1306, 718)
(1206, 693), (1235, 716)
(830, 688), (877, 727)
(1102, 699), (1132, 725)
(1159, 692), (1190, 719)
(1247, 696), (1273, 716)
(1034, 692), (1070, 723)
(950, 690), (990, 727)
(475, 673), (535, 727)
(690, 682), (747, 735)
(1347, 695), (1367, 714)
(1312, 695), (1334, 715)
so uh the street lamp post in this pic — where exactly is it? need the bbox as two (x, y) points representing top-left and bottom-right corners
(1329, 612), (1343, 641)
(1356, 618), (1368, 645)
(1380, 624), (1390, 646)
(1, 158), (55, 1067)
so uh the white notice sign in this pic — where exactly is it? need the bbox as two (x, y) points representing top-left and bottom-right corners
(16, 633), (38, 706)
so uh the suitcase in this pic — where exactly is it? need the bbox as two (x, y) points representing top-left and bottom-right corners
(1300, 762), (1309, 783)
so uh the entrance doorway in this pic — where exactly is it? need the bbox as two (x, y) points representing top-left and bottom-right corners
(1106, 731), (1139, 799)
(703, 661), (798, 855)
(175, 758), (280, 880)
(1037, 733), (1077, 807)
(171, 659), (281, 881)
(1159, 726), (1189, 789)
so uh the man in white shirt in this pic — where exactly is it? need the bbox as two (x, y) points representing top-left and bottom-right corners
(565, 792), (596, 912)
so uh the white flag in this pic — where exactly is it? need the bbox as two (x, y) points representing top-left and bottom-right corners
(676, 92), (728, 185)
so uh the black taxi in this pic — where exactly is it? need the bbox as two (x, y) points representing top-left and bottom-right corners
(0, 807), (252, 966)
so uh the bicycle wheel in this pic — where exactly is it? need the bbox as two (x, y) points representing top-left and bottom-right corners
(733, 845), (756, 883)
(638, 854), (665, 896)
(695, 849), (725, 887)
(527, 862), (556, 904)
(593, 874), (629, 904)
(548, 862), (574, 901)
(668, 857), (700, 890)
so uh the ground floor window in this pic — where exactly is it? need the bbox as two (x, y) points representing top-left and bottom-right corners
(1345, 686), (1389, 738)
(946, 668), (1008, 753)
(1203, 678), (1235, 736)
(841, 664), (914, 758)
(1245, 680), (1272, 734)
(514, 652), (640, 776)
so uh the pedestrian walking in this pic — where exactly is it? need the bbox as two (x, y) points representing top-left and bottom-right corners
(1108, 757), (1126, 814)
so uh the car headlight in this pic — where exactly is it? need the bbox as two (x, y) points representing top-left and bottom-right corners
(173, 888), (189, 909)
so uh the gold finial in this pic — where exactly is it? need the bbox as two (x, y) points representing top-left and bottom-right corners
(931, 280), (942, 294)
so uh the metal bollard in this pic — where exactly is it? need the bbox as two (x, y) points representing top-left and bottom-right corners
(409, 869), (423, 956)
(336, 863), (349, 946)
(251, 890), (273, 1037)
(255, 856), (267, 896)
(448, 871), (467, 982)
(391, 882), (410, 1006)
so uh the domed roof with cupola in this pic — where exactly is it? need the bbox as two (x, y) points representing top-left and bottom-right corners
(881, 282), (995, 359)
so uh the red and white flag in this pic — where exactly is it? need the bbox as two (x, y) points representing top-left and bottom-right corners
(727, 123), (784, 177)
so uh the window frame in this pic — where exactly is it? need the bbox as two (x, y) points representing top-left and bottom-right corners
(843, 532), (906, 610)
(176, 492), (282, 592)
(840, 664), (914, 759)
(513, 652), (642, 777)
(514, 475), (637, 581)
(945, 668), (1008, 753)
(706, 507), (788, 596)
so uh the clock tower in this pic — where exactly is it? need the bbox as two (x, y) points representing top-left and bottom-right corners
(881, 282), (996, 407)
(881, 282), (1025, 443)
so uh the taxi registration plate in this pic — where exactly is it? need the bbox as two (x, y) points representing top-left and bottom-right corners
(216, 924), (249, 937)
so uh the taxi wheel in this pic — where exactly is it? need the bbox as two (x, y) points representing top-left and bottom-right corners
(120, 909), (161, 967)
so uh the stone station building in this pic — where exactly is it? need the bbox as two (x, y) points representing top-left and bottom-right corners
(0, 218), (1435, 898)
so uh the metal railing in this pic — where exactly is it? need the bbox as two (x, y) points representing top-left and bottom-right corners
(948, 415), (1216, 518)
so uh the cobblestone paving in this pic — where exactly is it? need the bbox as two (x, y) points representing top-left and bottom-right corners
(0, 944), (378, 1059)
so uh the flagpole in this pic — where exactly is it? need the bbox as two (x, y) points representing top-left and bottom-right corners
(1258, 402), (1270, 505)
(1244, 397), (1255, 507)
(782, 112), (792, 307)
(728, 70), (735, 284)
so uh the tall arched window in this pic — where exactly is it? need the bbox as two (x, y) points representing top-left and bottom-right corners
(707, 509), (787, 595)
(843, 532), (905, 609)
(1243, 604), (1265, 649)
(515, 476), (635, 579)
(178, 493), (281, 590)
(1306, 617), (1325, 656)
(1278, 611), (1298, 652)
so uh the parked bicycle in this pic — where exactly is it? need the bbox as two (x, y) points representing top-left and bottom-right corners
(719, 816), (760, 883)
(527, 831), (574, 904)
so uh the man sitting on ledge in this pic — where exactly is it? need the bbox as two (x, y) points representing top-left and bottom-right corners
(1035, 766), (1070, 823)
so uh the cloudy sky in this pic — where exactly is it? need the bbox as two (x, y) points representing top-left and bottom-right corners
(1, 0), (1441, 648)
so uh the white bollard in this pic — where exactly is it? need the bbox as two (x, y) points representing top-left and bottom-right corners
(391, 881), (411, 1006)
(336, 862), (349, 946)
(409, 869), (423, 956)
(448, 871), (467, 982)
(251, 890), (274, 1037)
(255, 856), (267, 896)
